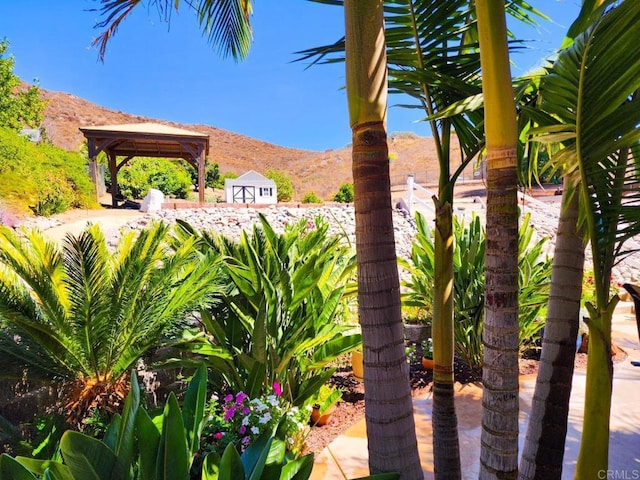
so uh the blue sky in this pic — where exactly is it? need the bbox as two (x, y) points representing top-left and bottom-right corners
(1, 1), (580, 151)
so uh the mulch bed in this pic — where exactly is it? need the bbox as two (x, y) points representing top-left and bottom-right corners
(304, 348), (628, 455)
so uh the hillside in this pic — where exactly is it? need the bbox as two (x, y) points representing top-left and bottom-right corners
(40, 88), (474, 200)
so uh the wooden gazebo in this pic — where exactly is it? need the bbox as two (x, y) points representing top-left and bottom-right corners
(79, 122), (210, 206)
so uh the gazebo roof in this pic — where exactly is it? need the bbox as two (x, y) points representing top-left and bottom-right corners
(79, 122), (209, 159)
(80, 122), (210, 206)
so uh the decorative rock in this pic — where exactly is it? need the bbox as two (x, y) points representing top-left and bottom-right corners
(140, 189), (164, 213)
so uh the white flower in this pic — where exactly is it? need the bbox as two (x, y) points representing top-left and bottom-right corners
(259, 412), (272, 424)
(251, 426), (259, 435)
(267, 394), (278, 406)
(251, 399), (267, 412)
(242, 416), (250, 426)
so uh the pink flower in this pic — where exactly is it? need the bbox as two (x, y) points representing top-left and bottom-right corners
(273, 382), (282, 397)
(223, 394), (234, 403)
(239, 425), (246, 435)
(236, 391), (248, 403)
(241, 407), (250, 415)
(213, 432), (224, 439)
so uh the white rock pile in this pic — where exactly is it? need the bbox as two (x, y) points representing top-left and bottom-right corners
(21, 197), (640, 286)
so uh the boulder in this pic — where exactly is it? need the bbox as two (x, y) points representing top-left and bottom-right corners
(140, 189), (164, 213)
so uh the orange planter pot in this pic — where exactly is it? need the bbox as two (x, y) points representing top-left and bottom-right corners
(351, 350), (364, 380)
(311, 405), (335, 426)
(421, 357), (434, 370)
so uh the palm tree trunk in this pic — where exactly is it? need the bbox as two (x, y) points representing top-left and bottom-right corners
(476, 1), (520, 478)
(519, 177), (585, 480)
(345, 1), (422, 477)
(432, 170), (461, 480)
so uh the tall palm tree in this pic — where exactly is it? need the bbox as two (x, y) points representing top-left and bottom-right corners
(523, 0), (640, 475)
(475, 2), (521, 479)
(0, 222), (222, 426)
(517, 2), (615, 478)
(344, 1), (422, 476)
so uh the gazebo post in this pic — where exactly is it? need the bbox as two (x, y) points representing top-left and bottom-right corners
(87, 138), (100, 203)
(197, 146), (205, 204)
(108, 152), (119, 207)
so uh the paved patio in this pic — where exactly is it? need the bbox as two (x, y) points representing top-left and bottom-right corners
(311, 304), (640, 479)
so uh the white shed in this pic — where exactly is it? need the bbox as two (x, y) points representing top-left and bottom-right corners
(225, 170), (278, 204)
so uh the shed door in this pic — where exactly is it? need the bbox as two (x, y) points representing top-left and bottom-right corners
(232, 186), (255, 203)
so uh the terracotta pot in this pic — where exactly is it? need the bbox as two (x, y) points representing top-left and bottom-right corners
(351, 350), (364, 380)
(311, 405), (335, 426)
(421, 357), (434, 370)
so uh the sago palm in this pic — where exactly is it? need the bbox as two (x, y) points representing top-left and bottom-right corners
(525, 0), (640, 476)
(0, 222), (222, 426)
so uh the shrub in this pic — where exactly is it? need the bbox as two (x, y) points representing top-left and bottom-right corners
(403, 211), (552, 370)
(216, 171), (238, 189)
(118, 157), (192, 199)
(0, 39), (46, 131)
(302, 191), (323, 204)
(333, 183), (354, 203)
(205, 162), (220, 188)
(0, 127), (97, 215)
(265, 169), (294, 202)
(172, 214), (360, 406)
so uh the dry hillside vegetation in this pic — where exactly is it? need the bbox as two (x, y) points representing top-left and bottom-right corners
(40, 87), (476, 200)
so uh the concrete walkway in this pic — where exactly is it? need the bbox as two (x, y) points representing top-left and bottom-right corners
(311, 306), (640, 479)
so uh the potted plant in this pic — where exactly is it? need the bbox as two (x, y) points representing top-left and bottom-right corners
(351, 347), (364, 380)
(421, 338), (434, 370)
(402, 305), (432, 343)
(311, 384), (342, 426)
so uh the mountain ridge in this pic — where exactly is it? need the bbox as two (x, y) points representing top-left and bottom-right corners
(39, 86), (469, 199)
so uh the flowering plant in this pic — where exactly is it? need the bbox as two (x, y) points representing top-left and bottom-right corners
(405, 338), (433, 363)
(199, 383), (310, 458)
(582, 270), (623, 307)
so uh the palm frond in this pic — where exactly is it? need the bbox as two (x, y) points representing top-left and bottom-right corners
(91, 0), (253, 61)
(531, 0), (640, 294)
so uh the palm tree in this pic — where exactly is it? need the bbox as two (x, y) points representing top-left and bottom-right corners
(517, 3), (612, 478)
(475, 1), (521, 478)
(0, 222), (222, 426)
(523, 1), (640, 475)
(344, 1), (423, 476)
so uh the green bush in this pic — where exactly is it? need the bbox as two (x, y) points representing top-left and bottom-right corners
(333, 183), (354, 203)
(205, 162), (220, 188)
(118, 157), (192, 199)
(0, 39), (46, 131)
(403, 211), (552, 370)
(302, 192), (323, 204)
(0, 127), (97, 215)
(265, 169), (294, 202)
(172, 215), (360, 406)
(216, 171), (238, 189)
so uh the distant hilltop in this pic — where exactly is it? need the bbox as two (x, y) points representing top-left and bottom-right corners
(37, 85), (466, 200)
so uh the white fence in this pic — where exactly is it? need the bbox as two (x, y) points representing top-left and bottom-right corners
(406, 175), (436, 216)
